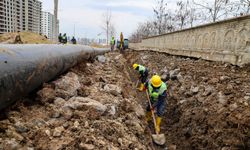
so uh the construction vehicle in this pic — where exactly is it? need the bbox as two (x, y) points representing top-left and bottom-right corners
(124, 39), (129, 49)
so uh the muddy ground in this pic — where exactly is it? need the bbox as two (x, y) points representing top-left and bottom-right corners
(124, 50), (250, 150)
(0, 50), (249, 150)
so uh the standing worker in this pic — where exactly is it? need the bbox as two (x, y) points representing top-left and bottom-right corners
(58, 33), (62, 43)
(62, 33), (67, 44)
(110, 36), (115, 51)
(133, 63), (149, 91)
(71, 36), (77, 44)
(145, 75), (167, 133)
(120, 32), (124, 52)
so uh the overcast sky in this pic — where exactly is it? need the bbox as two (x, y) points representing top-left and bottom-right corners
(40, 0), (167, 39)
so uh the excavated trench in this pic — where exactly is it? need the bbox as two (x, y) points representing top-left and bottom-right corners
(0, 50), (250, 150)
(124, 50), (250, 150)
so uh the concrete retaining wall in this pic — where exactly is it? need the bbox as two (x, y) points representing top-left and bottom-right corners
(130, 15), (250, 66)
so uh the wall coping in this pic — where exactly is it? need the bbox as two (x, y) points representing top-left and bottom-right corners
(143, 15), (250, 40)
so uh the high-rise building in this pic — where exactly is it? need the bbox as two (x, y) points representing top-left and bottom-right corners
(41, 11), (53, 39)
(0, 0), (42, 34)
(41, 11), (59, 40)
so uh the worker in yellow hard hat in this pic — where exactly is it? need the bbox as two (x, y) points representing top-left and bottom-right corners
(133, 63), (148, 91)
(145, 75), (167, 133)
(120, 32), (124, 52)
(110, 36), (115, 51)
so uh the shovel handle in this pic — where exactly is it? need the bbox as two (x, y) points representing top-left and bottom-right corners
(146, 90), (159, 135)
(134, 80), (139, 89)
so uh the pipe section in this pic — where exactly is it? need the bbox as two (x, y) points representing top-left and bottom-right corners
(0, 44), (109, 110)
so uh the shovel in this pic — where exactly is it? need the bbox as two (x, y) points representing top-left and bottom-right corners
(146, 90), (166, 145)
(134, 80), (139, 89)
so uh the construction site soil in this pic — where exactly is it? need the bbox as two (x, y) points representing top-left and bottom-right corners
(0, 32), (53, 44)
(0, 50), (249, 150)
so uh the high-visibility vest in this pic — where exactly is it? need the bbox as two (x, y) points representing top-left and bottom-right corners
(111, 38), (115, 45)
(138, 65), (146, 73)
(148, 82), (167, 101)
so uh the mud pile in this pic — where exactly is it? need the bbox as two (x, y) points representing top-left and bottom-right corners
(125, 50), (250, 149)
(0, 32), (53, 44)
(0, 52), (152, 150)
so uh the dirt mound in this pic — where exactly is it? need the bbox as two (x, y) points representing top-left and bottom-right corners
(0, 32), (53, 44)
(124, 50), (250, 150)
(0, 52), (152, 149)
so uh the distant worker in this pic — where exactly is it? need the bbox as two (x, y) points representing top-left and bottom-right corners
(120, 32), (124, 52)
(145, 75), (167, 133)
(71, 36), (77, 44)
(62, 33), (67, 44)
(110, 36), (115, 51)
(133, 63), (149, 91)
(58, 33), (62, 43)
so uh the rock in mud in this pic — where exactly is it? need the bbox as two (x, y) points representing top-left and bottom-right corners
(218, 91), (227, 105)
(97, 55), (106, 63)
(45, 129), (51, 137)
(14, 122), (29, 133)
(55, 72), (81, 99)
(37, 87), (56, 103)
(1, 138), (21, 150)
(50, 111), (61, 118)
(79, 143), (95, 150)
(6, 129), (24, 142)
(219, 76), (230, 81)
(54, 97), (66, 107)
(190, 86), (199, 94)
(202, 86), (213, 96)
(169, 68), (180, 80)
(133, 104), (145, 117)
(53, 126), (64, 137)
(209, 78), (219, 84)
(229, 103), (238, 111)
(64, 97), (107, 113)
(244, 96), (250, 101)
(60, 107), (73, 120)
(103, 84), (122, 96)
(108, 105), (116, 116)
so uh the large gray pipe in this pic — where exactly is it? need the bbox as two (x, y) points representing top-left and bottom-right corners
(0, 44), (109, 110)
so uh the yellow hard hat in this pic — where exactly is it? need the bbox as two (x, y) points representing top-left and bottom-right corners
(133, 63), (139, 70)
(151, 75), (162, 87)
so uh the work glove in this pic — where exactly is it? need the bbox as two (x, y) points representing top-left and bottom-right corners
(151, 101), (158, 109)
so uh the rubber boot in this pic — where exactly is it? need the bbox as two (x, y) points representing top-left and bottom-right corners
(146, 111), (152, 122)
(156, 117), (162, 133)
(139, 83), (144, 91)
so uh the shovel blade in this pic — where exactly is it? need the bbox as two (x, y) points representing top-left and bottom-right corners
(152, 134), (166, 145)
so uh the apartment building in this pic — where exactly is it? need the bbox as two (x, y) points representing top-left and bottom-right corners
(42, 11), (59, 40)
(0, 0), (42, 34)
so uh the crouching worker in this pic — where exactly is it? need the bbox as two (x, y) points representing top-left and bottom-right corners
(145, 75), (167, 133)
(133, 63), (149, 91)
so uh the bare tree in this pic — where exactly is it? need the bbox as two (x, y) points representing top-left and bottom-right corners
(129, 21), (156, 43)
(102, 9), (115, 45)
(130, 0), (247, 41)
(110, 24), (116, 38)
(176, 1), (190, 29)
(185, 0), (200, 27)
(193, 0), (236, 22)
(237, 0), (250, 14)
(153, 0), (169, 34)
